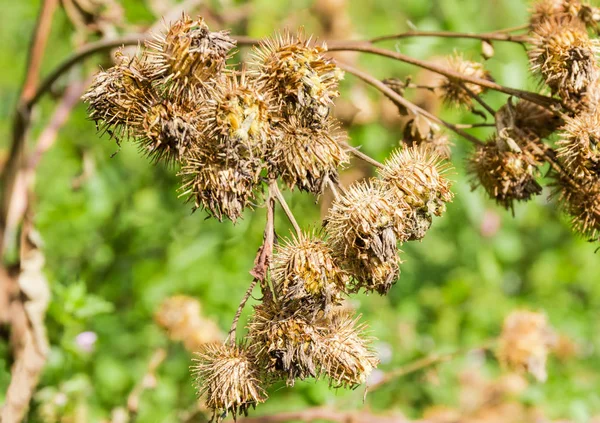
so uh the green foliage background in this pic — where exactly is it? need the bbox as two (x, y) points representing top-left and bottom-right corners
(1, 0), (600, 422)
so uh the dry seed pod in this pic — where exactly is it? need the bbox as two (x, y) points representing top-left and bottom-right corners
(193, 343), (267, 421)
(378, 145), (454, 217)
(528, 16), (599, 100)
(439, 53), (492, 108)
(468, 139), (543, 212)
(247, 303), (322, 385)
(179, 152), (263, 222)
(251, 31), (343, 118)
(146, 14), (236, 100)
(82, 51), (157, 143)
(326, 181), (404, 294)
(497, 310), (556, 382)
(557, 111), (600, 175)
(271, 115), (349, 194)
(318, 310), (379, 388)
(271, 232), (348, 313)
(551, 171), (600, 240)
(499, 99), (562, 140)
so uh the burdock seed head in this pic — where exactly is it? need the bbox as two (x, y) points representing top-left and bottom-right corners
(250, 30), (344, 119)
(468, 139), (543, 212)
(326, 180), (404, 295)
(247, 303), (322, 385)
(271, 115), (349, 194)
(556, 111), (600, 175)
(318, 310), (379, 388)
(82, 50), (157, 144)
(439, 52), (492, 108)
(497, 310), (556, 382)
(551, 171), (600, 240)
(271, 231), (348, 313)
(378, 144), (454, 217)
(146, 14), (236, 100)
(193, 342), (267, 421)
(528, 16), (599, 99)
(179, 152), (263, 223)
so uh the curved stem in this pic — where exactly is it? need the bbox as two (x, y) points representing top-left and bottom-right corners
(341, 141), (385, 169)
(337, 61), (484, 146)
(327, 43), (560, 110)
(368, 30), (527, 44)
(460, 82), (496, 116)
(227, 278), (259, 346)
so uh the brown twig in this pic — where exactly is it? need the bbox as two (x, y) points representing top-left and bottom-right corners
(227, 278), (259, 346)
(337, 61), (485, 146)
(126, 348), (167, 420)
(341, 141), (385, 169)
(250, 187), (276, 301)
(270, 182), (302, 238)
(367, 29), (527, 44)
(327, 43), (560, 110)
(460, 82), (496, 116)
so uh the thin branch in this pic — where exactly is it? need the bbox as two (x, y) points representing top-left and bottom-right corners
(126, 348), (167, 420)
(337, 61), (484, 146)
(368, 341), (494, 391)
(326, 177), (341, 202)
(455, 122), (495, 129)
(327, 43), (560, 110)
(341, 141), (385, 169)
(227, 278), (259, 346)
(460, 82), (496, 116)
(367, 30), (527, 44)
(270, 183), (302, 238)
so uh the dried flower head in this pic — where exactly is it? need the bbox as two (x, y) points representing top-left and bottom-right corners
(319, 310), (379, 388)
(272, 232), (348, 312)
(502, 99), (563, 140)
(468, 140), (543, 212)
(155, 295), (223, 352)
(528, 16), (599, 99)
(378, 145), (454, 216)
(201, 71), (275, 156)
(530, 0), (600, 29)
(326, 181), (403, 294)
(193, 343), (266, 421)
(272, 116), (348, 193)
(403, 116), (453, 159)
(247, 304), (322, 385)
(82, 51), (156, 143)
(557, 111), (600, 175)
(179, 152), (263, 222)
(551, 171), (600, 240)
(251, 31), (343, 118)
(439, 53), (491, 108)
(146, 14), (236, 100)
(497, 310), (556, 382)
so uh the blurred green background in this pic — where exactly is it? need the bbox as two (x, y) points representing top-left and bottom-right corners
(1, 0), (600, 422)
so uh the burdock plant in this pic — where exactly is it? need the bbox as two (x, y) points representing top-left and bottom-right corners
(80, 2), (600, 419)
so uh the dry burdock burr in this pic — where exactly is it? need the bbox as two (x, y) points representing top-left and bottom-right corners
(83, 1), (600, 419)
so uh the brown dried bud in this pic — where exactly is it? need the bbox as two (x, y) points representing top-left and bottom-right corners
(551, 170), (600, 240)
(272, 115), (349, 194)
(319, 310), (379, 388)
(272, 232), (348, 313)
(528, 16), (599, 100)
(247, 303), (322, 385)
(251, 31), (343, 118)
(146, 14), (236, 100)
(179, 152), (263, 222)
(193, 343), (267, 421)
(557, 111), (600, 175)
(378, 145), (454, 217)
(439, 53), (492, 108)
(468, 139), (543, 211)
(497, 310), (556, 382)
(326, 181), (403, 295)
(154, 295), (223, 352)
(82, 51), (157, 143)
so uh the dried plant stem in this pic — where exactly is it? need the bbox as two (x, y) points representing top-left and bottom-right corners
(337, 61), (484, 146)
(341, 141), (385, 169)
(227, 278), (259, 346)
(328, 43), (560, 110)
(368, 341), (494, 391)
(326, 177), (341, 202)
(455, 122), (495, 129)
(367, 29), (527, 44)
(270, 183), (302, 237)
(461, 82), (496, 116)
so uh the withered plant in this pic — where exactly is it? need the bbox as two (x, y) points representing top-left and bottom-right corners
(4, 1), (598, 421)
